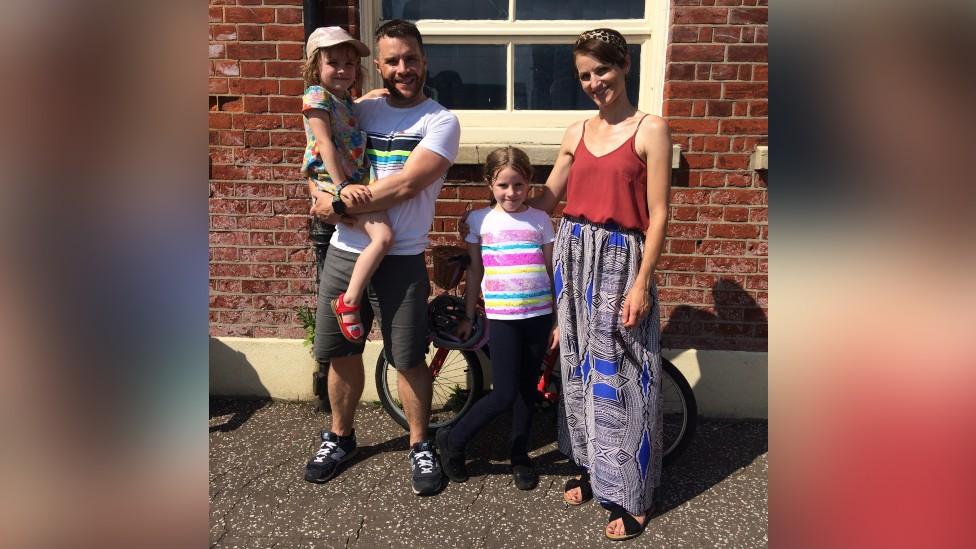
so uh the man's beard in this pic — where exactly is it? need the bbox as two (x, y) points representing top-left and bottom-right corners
(382, 74), (425, 102)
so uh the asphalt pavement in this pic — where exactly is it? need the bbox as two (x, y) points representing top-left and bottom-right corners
(210, 398), (767, 548)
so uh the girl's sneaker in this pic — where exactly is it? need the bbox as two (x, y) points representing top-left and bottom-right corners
(511, 457), (538, 490)
(435, 427), (469, 483)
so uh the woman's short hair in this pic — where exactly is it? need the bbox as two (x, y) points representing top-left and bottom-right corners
(573, 28), (629, 68)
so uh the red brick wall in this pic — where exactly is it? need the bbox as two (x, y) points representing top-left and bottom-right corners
(209, 0), (327, 339)
(659, 0), (768, 350)
(208, 0), (768, 351)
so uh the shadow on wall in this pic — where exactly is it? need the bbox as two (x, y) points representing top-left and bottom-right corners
(662, 279), (766, 347)
(662, 279), (768, 417)
(209, 337), (269, 432)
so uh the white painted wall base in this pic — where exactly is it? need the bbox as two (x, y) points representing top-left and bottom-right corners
(210, 337), (321, 400)
(662, 348), (767, 419)
(210, 337), (767, 419)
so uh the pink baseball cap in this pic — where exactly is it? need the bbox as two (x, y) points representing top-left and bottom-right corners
(306, 26), (370, 58)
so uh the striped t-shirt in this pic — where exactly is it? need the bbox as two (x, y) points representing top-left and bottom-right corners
(331, 97), (460, 256)
(465, 206), (555, 320)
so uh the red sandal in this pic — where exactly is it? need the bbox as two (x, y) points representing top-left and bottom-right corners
(331, 292), (366, 343)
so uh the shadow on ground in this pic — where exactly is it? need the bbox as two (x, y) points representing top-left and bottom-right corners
(209, 398), (767, 508)
(459, 404), (767, 517)
(209, 398), (269, 433)
(210, 398), (766, 548)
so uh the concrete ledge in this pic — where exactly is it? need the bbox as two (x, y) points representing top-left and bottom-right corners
(210, 337), (767, 419)
(663, 348), (768, 419)
(210, 337), (318, 400)
(210, 337), (387, 402)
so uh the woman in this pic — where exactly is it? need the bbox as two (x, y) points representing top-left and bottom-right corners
(534, 28), (672, 541)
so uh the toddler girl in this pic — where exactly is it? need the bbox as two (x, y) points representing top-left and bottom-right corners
(302, 26), (391, 342)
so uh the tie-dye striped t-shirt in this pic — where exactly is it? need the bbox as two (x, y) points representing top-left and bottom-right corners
(300, 86), (368, 192)
(465, 206), (556, 320)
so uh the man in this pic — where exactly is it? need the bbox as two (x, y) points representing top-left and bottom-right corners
(305, 19), (460, 497)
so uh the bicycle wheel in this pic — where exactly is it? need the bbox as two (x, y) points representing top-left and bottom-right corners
(661, 358), (697, 464)
(375, 346), (483, 433)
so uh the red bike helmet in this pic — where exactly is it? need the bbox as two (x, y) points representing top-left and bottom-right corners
(428, 295), (489, 351)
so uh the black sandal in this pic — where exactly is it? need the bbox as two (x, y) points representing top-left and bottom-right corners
(605, 503), (648, 541)
(562, 472), (593, 505)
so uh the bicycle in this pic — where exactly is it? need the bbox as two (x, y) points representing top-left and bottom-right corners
(376, 247), (697, 463)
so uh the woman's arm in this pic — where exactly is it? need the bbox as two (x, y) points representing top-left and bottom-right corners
(526, 120), (583, 214)
(621, 116), (672, 329)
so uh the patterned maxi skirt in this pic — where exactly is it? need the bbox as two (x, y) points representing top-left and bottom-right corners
(553, 216), (663, 516)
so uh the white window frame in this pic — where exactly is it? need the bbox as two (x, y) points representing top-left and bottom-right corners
(359, 0), (670, 162)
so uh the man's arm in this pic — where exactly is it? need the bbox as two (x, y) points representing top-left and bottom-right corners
(341, 146), (451, 214)
(338, 109), (460, 215)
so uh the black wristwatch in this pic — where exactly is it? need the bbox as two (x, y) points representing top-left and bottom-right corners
(332, 179), (351, 215)
(331, 193), (347, 215)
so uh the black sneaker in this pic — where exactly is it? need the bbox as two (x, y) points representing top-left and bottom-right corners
(511, 457), (538, 491)
(304, 430), (357, 483)
(408, 440), (444, 496)
(435, 427), (469, 483)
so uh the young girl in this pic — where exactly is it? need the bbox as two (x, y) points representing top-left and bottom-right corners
(436, 147), (558, 490)
(301, 26), (391, 342)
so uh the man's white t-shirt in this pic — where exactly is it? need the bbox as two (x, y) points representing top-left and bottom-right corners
(331, 97), (460, 256)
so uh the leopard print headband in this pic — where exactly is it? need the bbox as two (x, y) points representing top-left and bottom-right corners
(574, 29), (628, 57)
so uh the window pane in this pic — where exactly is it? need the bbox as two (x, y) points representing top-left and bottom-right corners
(514, 44), (641, 110)
(382, 0), (507, 20)
(425, 45), (506, 110)
(515, 0), (644, 20)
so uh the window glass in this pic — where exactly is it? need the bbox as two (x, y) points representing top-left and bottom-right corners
(425, 45), (507, 110)
(514, 44), (641, 110)
(382, 0), (507, 20)
(515, 0), (644, 20)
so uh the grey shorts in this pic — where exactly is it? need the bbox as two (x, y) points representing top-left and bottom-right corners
(314, 247), (430, 371)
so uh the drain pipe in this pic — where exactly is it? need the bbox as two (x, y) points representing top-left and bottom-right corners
(303, 0), (320, 43)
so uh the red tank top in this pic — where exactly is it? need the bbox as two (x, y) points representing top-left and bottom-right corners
(563, 116), (649, 231)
